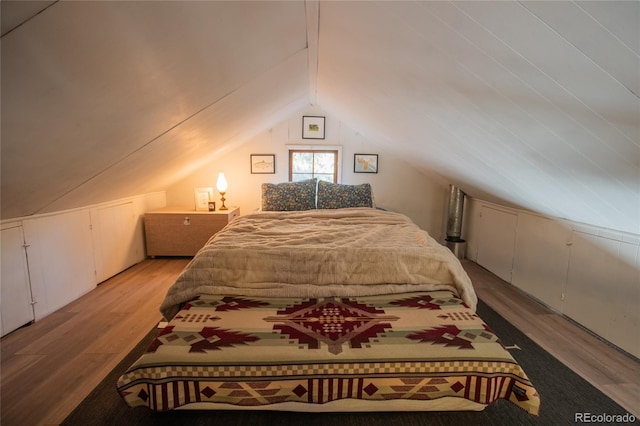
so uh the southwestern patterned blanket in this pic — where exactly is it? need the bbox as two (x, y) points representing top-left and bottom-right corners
(117, 290), (539, 414)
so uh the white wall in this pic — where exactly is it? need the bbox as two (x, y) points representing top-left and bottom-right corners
(464, 197), (640, 359)
(165, 107), (450, 238)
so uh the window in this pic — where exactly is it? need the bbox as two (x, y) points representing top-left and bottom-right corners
(288, 146), (341, 183)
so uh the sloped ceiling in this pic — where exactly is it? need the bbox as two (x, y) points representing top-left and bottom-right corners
(2, 1), (639, 234)
(1, 1), (310, 217)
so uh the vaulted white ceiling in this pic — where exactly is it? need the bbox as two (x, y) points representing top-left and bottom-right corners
(2, 1), (638, 234)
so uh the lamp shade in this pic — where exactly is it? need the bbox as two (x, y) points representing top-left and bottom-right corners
(216, 173), (228, 192)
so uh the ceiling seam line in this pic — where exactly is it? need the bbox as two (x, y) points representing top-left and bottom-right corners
(572, 2), (640, 61)
(33, 49), (310, 215)
(445, 1), (639, 147)
(313, 2), (320, 105)
(410, 2), (640, 170)
(1, 0), (60, 38)
(305, 0), (320, 106)
(434, 0), (640, 177)
(32, 84), (250, 216)
(518, 1), (639, 100)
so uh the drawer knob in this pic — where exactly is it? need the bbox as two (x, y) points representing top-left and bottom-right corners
(183, 217), (191, 225)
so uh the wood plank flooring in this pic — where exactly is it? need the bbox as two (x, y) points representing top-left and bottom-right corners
(1, 258), (638, 425)
(465, 260), (640, 418)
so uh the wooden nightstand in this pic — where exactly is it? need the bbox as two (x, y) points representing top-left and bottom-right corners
(144, 207), (240, 257)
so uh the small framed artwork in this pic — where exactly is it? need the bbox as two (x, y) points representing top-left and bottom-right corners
(302, 116), (325, 139)
(194, 187), (214, 211)
(208, 201), (216, 212)
(354, 154), (378, 173)
(250, 154), (276, 174)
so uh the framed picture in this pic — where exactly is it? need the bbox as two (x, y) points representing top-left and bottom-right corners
(302, 116), (325, 139)
(250, 154), (276, 174)
(208, 201), (216, 212)
(194, 187), (214, 211)
(354, 154), (378, 173)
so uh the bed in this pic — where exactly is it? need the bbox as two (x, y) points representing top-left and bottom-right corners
(117, 180), (540, 415)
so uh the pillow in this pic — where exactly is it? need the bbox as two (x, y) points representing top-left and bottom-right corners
(261, 178), (317, 211)
(317, 180), (374, 209)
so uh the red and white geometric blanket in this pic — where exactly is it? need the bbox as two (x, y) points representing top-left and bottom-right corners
(118, 290), (539, 414)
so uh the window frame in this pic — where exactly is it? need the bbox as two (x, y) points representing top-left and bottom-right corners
(287, 145), (342, 183)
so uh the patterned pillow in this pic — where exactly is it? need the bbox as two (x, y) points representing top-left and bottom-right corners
(261, 178), (317, 211)
(317, 181), (374, 209)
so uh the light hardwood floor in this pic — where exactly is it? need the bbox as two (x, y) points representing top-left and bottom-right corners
(1, 258), (638, 425)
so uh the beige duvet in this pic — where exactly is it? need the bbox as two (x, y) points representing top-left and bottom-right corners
(160, 208), (476, 321)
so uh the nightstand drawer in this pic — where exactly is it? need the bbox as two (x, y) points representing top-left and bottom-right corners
(144, 207), (239, 257)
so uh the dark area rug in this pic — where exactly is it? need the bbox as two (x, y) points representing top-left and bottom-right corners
(62, 299), (637, 425)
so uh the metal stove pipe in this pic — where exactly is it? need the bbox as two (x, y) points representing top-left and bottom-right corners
(446, 185), (465, 242)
